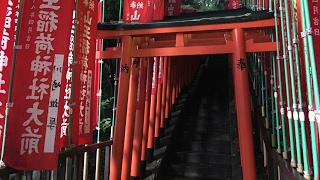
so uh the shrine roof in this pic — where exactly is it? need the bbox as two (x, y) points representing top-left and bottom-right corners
(97, 8), (274, 30)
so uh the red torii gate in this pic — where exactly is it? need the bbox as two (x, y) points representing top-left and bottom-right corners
(96, 16), (276, 180)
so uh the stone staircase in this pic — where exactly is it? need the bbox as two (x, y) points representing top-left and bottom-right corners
(156, 55), (241, 179)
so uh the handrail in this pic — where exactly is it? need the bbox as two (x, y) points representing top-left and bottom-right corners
(59, 139), (113, 158)
(250, 85), (305, 180)
(0, 140), (113, 179)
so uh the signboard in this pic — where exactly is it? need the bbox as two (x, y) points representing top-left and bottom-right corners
(3, 0), (74, 170)
(123, 0), (151, 23)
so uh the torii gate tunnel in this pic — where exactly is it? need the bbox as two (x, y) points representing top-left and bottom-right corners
(96, 9), (277, 180)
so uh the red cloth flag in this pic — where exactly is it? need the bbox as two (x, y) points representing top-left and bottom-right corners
(0, 0), (19, 157)
(228, 0), (241, 9)
(59, 0), (98, 148)
(92, 1), (103, 132)
(309, 0), (320, 87)
(123, 0), (151, 23)
(74, 0), (98, 146)
(164, 0), (180, 16)
(3, 0), (74, 170)
(147, 0), (154, 22)
(59, 8), (77, 148)
(153, 0), (164, 20)
(225, 0), (230, 9)
(0, 0), (8, 34)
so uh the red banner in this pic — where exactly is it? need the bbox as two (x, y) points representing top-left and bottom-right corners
(74, 0), (98, 146)
(59, 8), (76, 148)
(309, 0), (320, 87)
(3, 0), (74, 170)
(164, 0), (180, 16)
(0, 0), (8, 34)
(123, 0), (151, 23)
(227, 0), (241, 9)
(92, 1), (103, 131)
(0, 0), (19, 157)
(59, 0), (98, 148)
(153, 0), (164, 20)
(147, 0), (154, 22)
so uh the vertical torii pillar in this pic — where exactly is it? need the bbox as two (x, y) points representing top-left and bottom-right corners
(231, 28), (257, 180)
(110, 35), (132, 180)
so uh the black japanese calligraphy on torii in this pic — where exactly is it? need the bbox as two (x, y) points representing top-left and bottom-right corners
(237, 58), (246, 70)
(132, 59), (139, 68)
(121, 63), (129, 73)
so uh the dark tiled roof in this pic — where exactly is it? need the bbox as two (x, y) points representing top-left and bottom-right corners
(97, 8), (274, 30)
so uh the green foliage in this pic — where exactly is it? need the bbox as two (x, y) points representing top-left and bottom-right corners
(101, 117), (112, 131)
(182, 0), (226, 12)
(103, 0), (121, 21)
(97, 0), (121, 137)
(198, 0), (225, 11)
(100, 97), (114, 131)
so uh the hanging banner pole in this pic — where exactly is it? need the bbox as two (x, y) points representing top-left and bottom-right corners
(282, 0), (296, 165)
(300, 0), (319, 176)
(272, 0), (282, 154)
(291, 0), (308, 174)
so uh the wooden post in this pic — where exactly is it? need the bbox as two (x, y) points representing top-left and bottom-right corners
(130, 58), (148, 180)
(231, 28), (257, 180)
(109, 35), (132, 180)
(171, 60), (177, 107)
(120, 58), (140, 180)
(160, 57), (168, 135)
(154, 57), (163, 149)
(146, 57), (159, 162)
(140, 58), (153, 174)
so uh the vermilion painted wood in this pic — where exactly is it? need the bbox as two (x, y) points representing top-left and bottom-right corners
(232, 28), (257, 180)
(120, 58), (140, 180)
(140, 58), (154, 164)
(176, 59), (181, 99)
(160, 57), (168, 131)
(171, 60), (177, 105)
(146, 57), (159, 161)
(165, 58), (172, 119)
(130, 58), (148, 177)
(191, 32), (228, 39)
(154, 57), (164, 146)
(97, 41), (276, 59)
(130, 59), (148, 178)
(104, 17), (277, 179)
(109, 36), (132, 180)
(175, 33), (185, 47)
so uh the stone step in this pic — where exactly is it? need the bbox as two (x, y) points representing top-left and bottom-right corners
(173, 141), (230, 153)
(176, 131), (230, 141)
